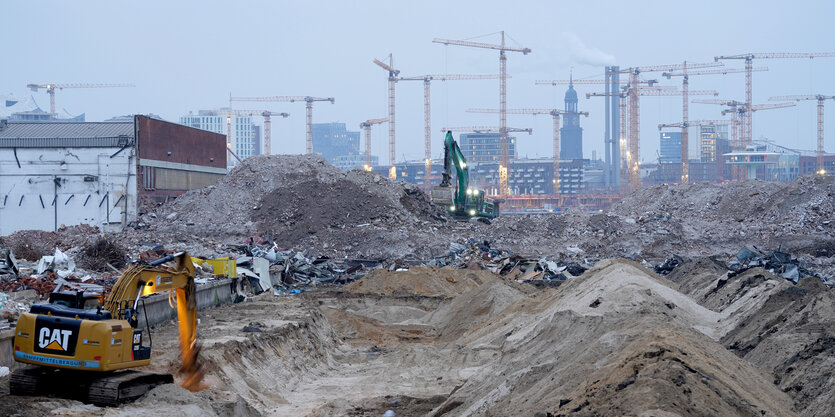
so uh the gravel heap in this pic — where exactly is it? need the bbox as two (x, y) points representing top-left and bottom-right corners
(131, 154), (451, 258)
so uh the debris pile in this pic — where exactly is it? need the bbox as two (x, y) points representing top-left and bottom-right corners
(131, 154), (450, 259)
(728, 246), (814, 282)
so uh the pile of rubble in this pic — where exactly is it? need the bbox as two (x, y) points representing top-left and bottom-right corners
(127, 154), (451, 259)
(609, 175), (835, 257)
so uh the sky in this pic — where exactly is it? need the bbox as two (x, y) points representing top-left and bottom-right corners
(4, 0), (834, 165)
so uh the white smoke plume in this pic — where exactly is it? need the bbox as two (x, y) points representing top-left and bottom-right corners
(563, 32), (617, 66)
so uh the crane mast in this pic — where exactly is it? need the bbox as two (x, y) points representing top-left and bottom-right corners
(770, 94), (835, 174)
(434, 32), (530, 196)
(373, 55), (401, 179)
(359, 117), (388, 170)
(218, 109), (289, 156)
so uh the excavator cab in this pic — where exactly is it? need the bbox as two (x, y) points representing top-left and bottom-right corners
(431, 131), (500, 220)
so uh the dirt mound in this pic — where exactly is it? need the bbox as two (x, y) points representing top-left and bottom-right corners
(656, 257), (835, 416)
(131, 154), (449, 258)
(343, 265), (499, 298)
(0, 224), (100, 261)
(608, 175), (835, 257)
(719, 277), (835, 417)
(553, 330), (797, 417)
(424, 278), (527, 342)
(424, 260), (799, 416)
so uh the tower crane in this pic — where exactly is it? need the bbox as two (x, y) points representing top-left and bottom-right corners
(359, 117), (389, 171)
(434, 31), (531, 195)
(714, 52), (835, 150)
(219, 109), (289, 156)
(373, 55), (401, 179)
(658, 119), (731, 129)
(693, 99), (796, 152)
(230, 96), (334, 155)
(587, 78), (719, 190)
(659, 64), (767, 183)
(26, 83), (134, 119)
(397, 74), (501, 189)
(608, 63), (721, 189)
(467, 108), (588, 195)
(769, 94), (835, 175)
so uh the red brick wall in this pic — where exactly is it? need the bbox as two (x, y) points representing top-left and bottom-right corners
(135, 115), (227, 205)
(135, 115), (226, 168)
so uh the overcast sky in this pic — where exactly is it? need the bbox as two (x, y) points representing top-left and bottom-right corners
(4, 0), (834, 164)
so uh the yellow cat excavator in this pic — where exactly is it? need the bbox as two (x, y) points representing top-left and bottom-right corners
(10, 252), (203, 406)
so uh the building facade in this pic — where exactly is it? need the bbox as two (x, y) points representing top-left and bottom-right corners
(312, 122), (361, 165)
(560, 79), (583, 160)
(179, 110), (255, 166)
(0, 116), (226, 234)
(659, 131), (682, 164)
(458, 132), (518, 163)
(799, 155), (835, 176)
(252, 125), (262, 156)
(375, 158), (584, 195)
(700, 124), (729, 162)
(332, 154), (379, 171)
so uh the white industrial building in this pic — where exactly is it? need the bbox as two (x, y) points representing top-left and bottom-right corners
(0, 120), (137, 235)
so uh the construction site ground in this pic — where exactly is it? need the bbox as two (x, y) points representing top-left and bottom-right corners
(2, 260), (833, 416)
(1, 154), (834, 416)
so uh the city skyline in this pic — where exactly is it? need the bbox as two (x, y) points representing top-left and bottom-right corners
(3, 0), (833, 165)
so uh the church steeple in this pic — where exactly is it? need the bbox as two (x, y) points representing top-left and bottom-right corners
(564, 69), (578, 113)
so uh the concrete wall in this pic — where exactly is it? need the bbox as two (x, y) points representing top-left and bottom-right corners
(135, 278), (236, 328)
(0, 146), (137, 235)
(0, 279), (237, 370)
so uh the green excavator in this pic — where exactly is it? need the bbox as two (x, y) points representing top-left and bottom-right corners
(431, 131), (499, 220)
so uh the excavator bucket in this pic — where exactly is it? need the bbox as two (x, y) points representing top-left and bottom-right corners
(430, 186), (454, 206)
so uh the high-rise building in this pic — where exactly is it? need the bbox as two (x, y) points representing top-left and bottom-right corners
(179, 110), (255, 167)
(458, 132), (518, 163)
(560, 78), (583, 160)
(312, 122), (361, 165)
(660, 131), (682, 164)
(700, 124), (729, 162)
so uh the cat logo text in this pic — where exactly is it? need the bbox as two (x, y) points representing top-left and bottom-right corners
(38, 327), (73, 351)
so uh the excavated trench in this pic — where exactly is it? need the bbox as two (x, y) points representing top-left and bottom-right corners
(3, 261), (831, 417)
(137, 290), (488, 417)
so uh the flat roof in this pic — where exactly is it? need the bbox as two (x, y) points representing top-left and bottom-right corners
(0, 121), (133, 148)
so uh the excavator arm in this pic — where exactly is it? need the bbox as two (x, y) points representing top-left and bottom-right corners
(104, 252), (203, 390)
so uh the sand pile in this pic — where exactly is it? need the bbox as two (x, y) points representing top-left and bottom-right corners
(343, 265), (499, 298)
(424, 260), (799, 416)
(644, 257), (835, 417)
(553, 329), (797, 417)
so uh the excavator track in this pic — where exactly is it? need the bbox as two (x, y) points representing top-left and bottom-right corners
(10, 366), (173, 407)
